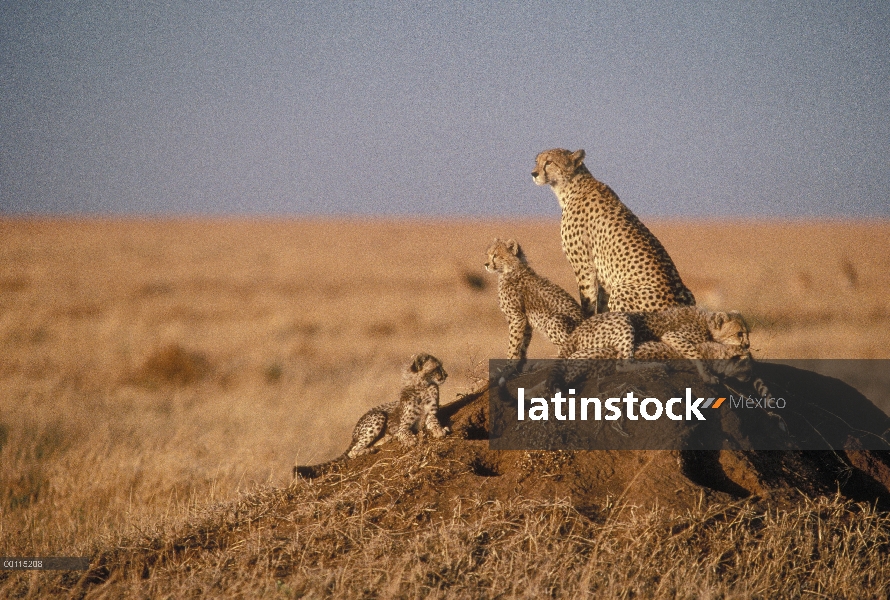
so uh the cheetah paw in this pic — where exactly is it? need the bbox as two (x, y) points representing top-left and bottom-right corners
(398, 435), (417, 447)
(430, 427), (451, 439)
(496, 363), (522, 387)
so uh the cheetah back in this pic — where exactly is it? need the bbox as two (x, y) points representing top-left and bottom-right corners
(560, 312), (636, 359)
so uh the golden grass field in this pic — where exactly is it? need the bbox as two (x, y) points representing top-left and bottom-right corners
(2, 218), (890, 597)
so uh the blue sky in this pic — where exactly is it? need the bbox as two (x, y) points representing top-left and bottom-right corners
(1, 1), (888, 217)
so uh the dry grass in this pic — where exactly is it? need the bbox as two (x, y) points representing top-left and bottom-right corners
(1, 217), (889, 597)
(14, 459), (890, 598)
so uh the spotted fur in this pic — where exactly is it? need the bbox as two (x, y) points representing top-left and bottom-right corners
(635, 340), (755, 383)
(563, 307), (748, 359)
(533, 148), (695, 317)
(555, 307), (750, 385)
(636, 340), (771, 398)
(293, 354), (449, 479)
(484, 238), (584, 361)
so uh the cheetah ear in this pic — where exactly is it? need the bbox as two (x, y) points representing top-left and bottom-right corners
(709, 312), (729, 329)
(410, 354), (427, 372)
(728, 310), (747, 327)
(508, 239), (528, 263)
(571, 149), (586, 167)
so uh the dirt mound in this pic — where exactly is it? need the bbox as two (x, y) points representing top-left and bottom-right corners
(75, 363), (890, 596)
(291, 362), (890, 514)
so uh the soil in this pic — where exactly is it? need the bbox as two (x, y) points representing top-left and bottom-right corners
(295, 362), (890, 514)
(80, 361), (890, 592)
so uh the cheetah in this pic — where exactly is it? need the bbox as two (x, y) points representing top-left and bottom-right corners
(634, 340), (772, 401)
(484, 238), (584, 362)
(293, 353), (450, 479)
(554, 306), (750, 385)
(532, 148), (695, 317)
(635, 340), (755, 386)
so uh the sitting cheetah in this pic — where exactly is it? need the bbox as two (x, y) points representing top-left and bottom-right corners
(484, 238), (584, 361)
(557, 306), (750, 384)
(532, 148), (695, 317)
(293, 353), (450, 479)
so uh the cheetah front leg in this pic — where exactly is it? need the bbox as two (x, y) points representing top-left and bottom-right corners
(395, 402), (421, 447)
(497, 315), (532, 386)
(660, 331), (717, 384)
(595, 284), (609, 315)
(544, 347), (619, 393)
(562, 220), (603, 318)
(507, 315), (533, 361)
(422, 386), (450, 439)
(578, 273), (608, 317)
(576, 270), (605, 318)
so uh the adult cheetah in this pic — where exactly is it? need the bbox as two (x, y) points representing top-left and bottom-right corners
(484, 238), (584, 362)
(532, 148), (695, 317)
(293, 353), (450, 479)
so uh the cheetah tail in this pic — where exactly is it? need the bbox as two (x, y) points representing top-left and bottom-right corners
(292, 453), (348, 480)
(752, 377), (771, 400)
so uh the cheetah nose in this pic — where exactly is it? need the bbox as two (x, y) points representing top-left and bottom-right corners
(531, 171), (538, 178)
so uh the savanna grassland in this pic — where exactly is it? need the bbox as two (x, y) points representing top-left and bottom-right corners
(2, 218), (890, 597)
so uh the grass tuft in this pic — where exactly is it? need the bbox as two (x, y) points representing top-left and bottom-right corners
(131, 344), (212, 387)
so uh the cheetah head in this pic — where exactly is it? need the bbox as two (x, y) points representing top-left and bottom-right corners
(532, 149), (587, 186)
(699, 341), (755, 382)
(405, 353), (448, 386)
(484, 238), (527, 274)
(706, 311), (750, 349)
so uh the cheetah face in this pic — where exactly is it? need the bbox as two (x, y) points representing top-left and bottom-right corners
(429, 363), (448, 385)
(711, 353), (754, 382)
(484, 242), (507, 274)
(532, 149), (586, 186)
(409, 353), (448, 385)
(708, 311), (750, 349)
(484, 238), (524, 274)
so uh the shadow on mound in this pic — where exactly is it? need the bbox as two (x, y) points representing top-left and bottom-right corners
(439, 362), (890, 510)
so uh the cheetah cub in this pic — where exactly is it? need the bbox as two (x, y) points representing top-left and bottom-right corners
(484, 238), (584, 361)
(533, 148), (695, 317)
(293, 353), (450, 479)
(634, 340), (755, 386)
(634, 340), (772, 400)
(560, 306), (750, 383)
